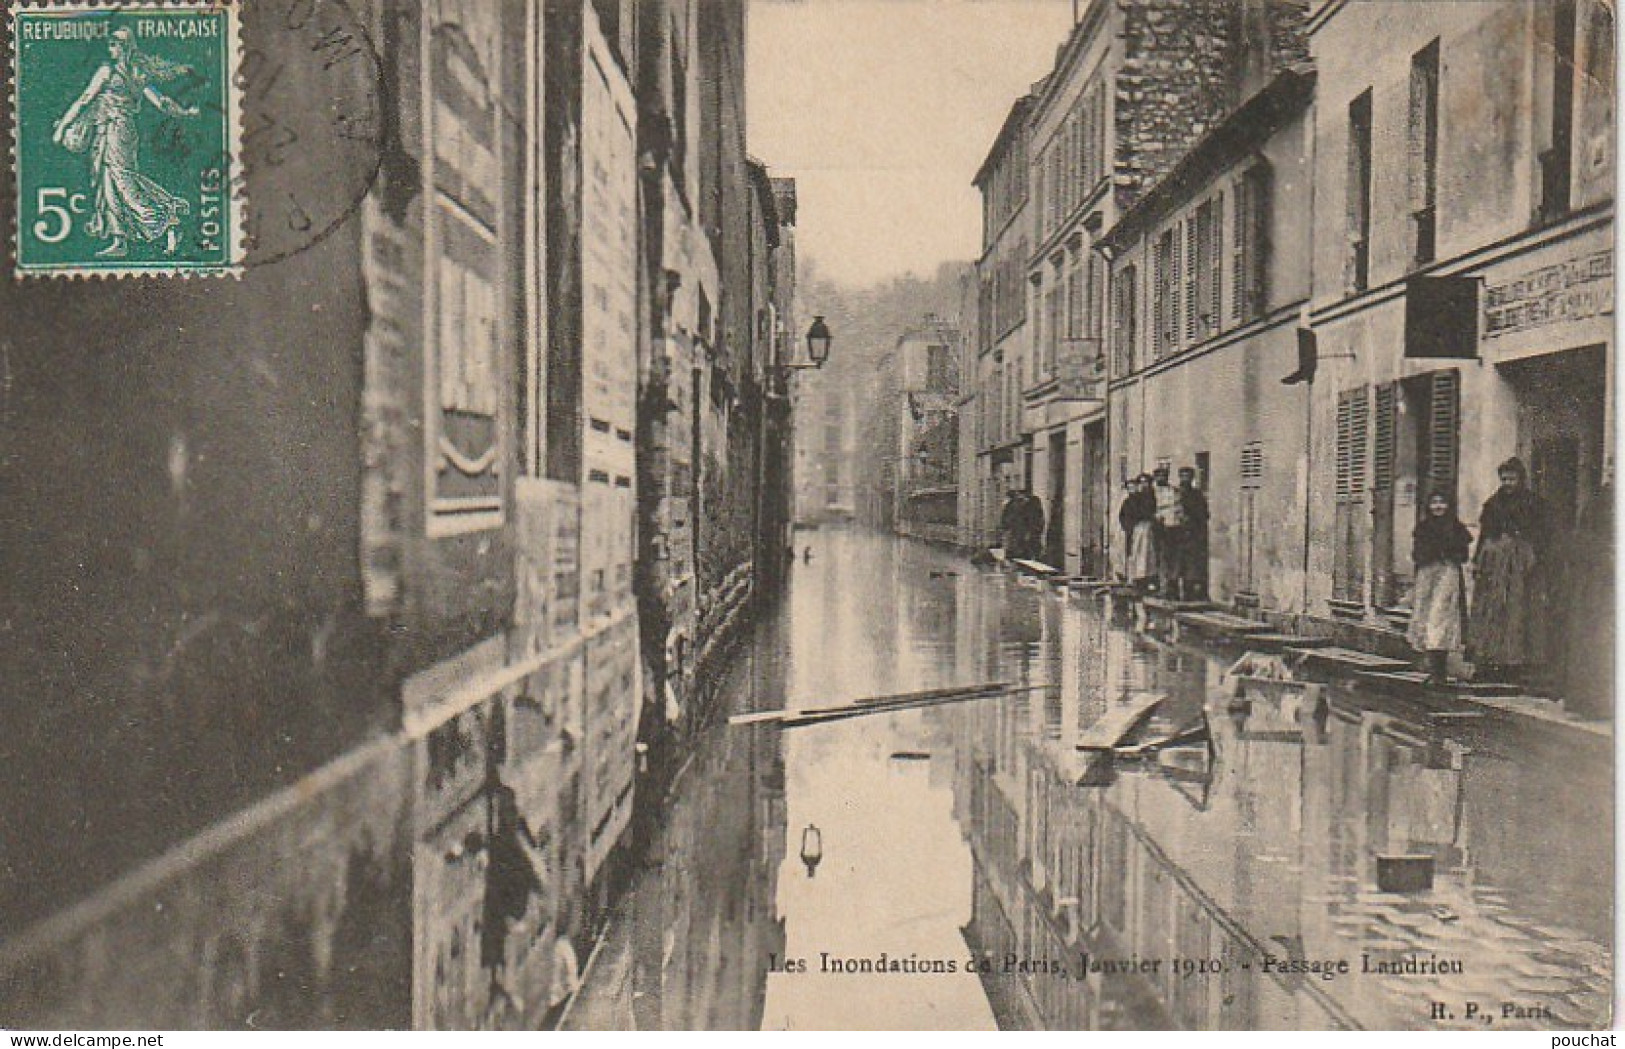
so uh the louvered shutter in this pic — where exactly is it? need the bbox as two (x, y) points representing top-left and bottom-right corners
(1373, 382), (1398, 491)
(1185, 216), (1200, 344)
(1427, 369), (1461, 500)
(1231, 176), (1250, 323)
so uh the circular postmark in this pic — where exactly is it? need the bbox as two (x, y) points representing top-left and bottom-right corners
(232, 0), (384, 268)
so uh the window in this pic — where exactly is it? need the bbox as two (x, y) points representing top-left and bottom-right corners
(1192, 197), (1221, 340)
(1409, 39), (1440, 263)
(927, 344), (952, 389)
(1346, 90), (1373, 292)
(1184, 215), (1200, 344)
(1046, 283), (1062, 377)
(669, 30), (688, 193)
(1030, 276), (1044, 382)
(1153, 228), (1174, 358)
(1232, 164), (1271, 322)
(1113, 263), (1137, 377)
(1542, 0), (1578, 218)
(1067, 266), (1084, 340)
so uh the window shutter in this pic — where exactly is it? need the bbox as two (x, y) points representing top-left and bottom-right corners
(1428, 368), (1461, 498)
(1336, 385), (1370, 500)
(1241, 441), (1264, 487)
(1250, 165), (1273, 318)
(1208, 193), (1223, 336)
(1349, 385), (1370, 495)
(1231, 176), (1250, 323)
(1335, 392), (1353, 499)
(1373, 381), (1398, 490)
(1184, 216), (1199, 344)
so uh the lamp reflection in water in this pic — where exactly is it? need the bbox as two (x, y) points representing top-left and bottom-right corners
(800, 824), (823, 878)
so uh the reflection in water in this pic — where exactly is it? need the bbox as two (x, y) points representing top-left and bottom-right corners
(571, 530), (1612, 1030)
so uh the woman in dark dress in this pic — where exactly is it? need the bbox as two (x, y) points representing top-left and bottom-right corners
(1467, 457), (1548, 679)
(1408, 490), (1472, 685)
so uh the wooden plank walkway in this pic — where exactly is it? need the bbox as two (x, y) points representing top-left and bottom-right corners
(1243, 633), (1332, 650)
(1289, 645), (1411, 673)
(1175, 611), (1271, 637)
(1142, 597), (1217, 614)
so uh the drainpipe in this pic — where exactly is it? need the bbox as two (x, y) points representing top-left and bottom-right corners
(1300, 328), (1314, 618)
(1300, 97), (1319, 620)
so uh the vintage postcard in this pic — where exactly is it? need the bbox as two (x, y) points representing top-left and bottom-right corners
(0, 0), (1614, 1035)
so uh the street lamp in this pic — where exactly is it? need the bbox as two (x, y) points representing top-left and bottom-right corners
(804, 315), (832, 368)
(800, 823), (823, 877)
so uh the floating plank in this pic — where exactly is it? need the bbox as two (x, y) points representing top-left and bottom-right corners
(729, 680), (1010, 725)
(732, 682), (1053, 729)
(1077, 692), (1164, 751)
(1115, 718), (1209, 758)
(777, 687), (1024, 729)
(1011, 558), (1062, 577)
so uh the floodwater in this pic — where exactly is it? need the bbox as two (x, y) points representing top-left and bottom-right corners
(564, 529), (1613, 1031)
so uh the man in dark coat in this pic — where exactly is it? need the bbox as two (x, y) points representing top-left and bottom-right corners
(1018, 491), (1047, 563)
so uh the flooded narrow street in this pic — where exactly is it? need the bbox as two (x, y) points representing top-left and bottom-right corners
(564, 529), (1613, 1031)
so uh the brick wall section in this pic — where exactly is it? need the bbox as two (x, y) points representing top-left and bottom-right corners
(1114, 0), (1309, 208)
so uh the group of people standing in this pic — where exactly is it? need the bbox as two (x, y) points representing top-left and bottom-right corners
(1118, 465), (1209, 601)
(1408, 456), (1566, 687)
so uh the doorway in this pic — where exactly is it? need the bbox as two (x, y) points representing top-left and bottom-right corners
(1372, 369), (1460, 613)
(1080, 421), (1107, 578)
(1503, 345), (1608, 532)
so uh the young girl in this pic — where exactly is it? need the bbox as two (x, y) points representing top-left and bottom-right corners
(1408, 490), (1472, 685)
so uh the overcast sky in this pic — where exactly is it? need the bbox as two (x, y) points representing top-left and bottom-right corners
(747, 0), (1077, 289)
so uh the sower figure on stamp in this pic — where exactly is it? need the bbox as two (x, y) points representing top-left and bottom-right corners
(52, 27), (199, 258)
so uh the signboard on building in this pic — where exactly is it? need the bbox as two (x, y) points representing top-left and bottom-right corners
(1479, 236), (1614, 364)
(1482, 248), (1613, 339)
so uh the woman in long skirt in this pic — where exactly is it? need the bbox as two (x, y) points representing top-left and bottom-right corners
(1122, 474), (1157, 589)
(1408, 490), (1472, 685)
(1467, 457), (1548, 679)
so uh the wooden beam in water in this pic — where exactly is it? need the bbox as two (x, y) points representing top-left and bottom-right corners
(1076, 692), (1165, 751)
(730, 681), (1050, 729)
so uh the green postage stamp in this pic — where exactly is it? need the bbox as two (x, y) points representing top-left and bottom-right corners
(9, 1), (243, 276)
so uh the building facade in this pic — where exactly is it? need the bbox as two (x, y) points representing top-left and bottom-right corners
(970, 0), (1310, 577)
(1302, 0), (1613, 708)
(973, 94), (1037, 549)
(967, 0), (1613, 713)
(893, 315), (963, 544)
(1103, 67), (1316, 610)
